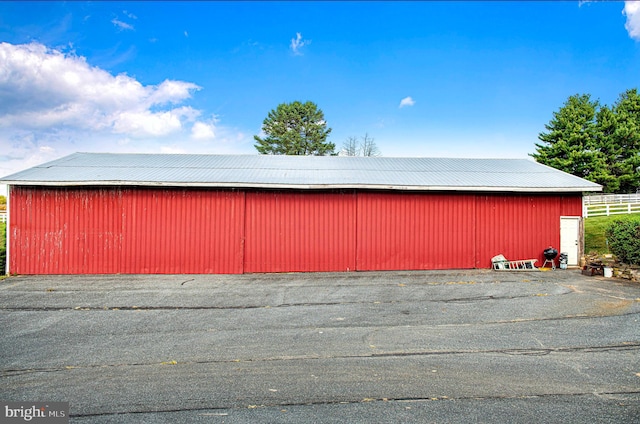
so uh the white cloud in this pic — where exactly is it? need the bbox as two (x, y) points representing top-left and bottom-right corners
(147, 80), (201, 106)
(290, 32), (310, 55)
(399, 96), (416, 108)
(191, 121), (216, 140)
(623, 1), (640, 40)
(0, 42), (254, 193)
(123, 10), (138, 20)
(112, 107), (200, 137)
(112, 18), (134, 31)
(0, 42), (201, 133)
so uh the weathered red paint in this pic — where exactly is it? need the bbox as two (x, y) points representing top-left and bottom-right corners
(9, 186), (245, 274)
(244, 191), (356, 273)
(8, 186), (583, 274)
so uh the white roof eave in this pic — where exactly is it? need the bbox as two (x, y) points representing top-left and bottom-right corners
(1, 180), (603, 193)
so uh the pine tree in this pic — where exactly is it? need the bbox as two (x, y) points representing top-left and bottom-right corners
(532, 90), (640, 193)
(254, 101), (334, 155)
(609, 89), (640, 193)
(531, 94), (603, 180)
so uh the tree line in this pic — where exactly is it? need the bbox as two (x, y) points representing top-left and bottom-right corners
(531, 89), (640, 193)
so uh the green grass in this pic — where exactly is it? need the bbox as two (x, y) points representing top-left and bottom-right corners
(584, 213), (640, 255)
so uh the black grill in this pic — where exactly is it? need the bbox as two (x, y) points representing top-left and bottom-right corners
(543, 247), (558, 260)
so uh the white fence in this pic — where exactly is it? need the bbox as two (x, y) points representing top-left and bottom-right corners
(583, 194), (640, 218)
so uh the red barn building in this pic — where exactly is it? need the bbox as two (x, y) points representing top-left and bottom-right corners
(1, 153), (601, 275)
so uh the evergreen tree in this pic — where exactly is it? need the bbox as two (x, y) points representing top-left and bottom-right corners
(532, 89), (640, 193)
(531, 94), (603, 180)
(609, 89), (640, 193)
(254, 101), (335, 155)
(593, 105), (620, 192)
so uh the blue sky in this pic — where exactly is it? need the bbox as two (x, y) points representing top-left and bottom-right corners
(1, 1), (640, 195)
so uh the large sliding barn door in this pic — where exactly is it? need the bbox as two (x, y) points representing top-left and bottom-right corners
(244, 191), (356, 273)
(356, 192), (476, 271)
(9, 187), (245, 274)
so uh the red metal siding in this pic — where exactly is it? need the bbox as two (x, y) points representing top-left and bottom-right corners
(8, 186), (582, 274)
(9, 187), (123, 274)
(118, 188), (244, 274)
(474, 194), (574, 268)
(244, 191), (356, 273)
(357, 192), (476, 270)
(560, 194), (583, 216)
(9, 187), (244, 274)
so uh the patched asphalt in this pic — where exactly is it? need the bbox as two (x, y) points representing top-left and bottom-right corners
(1, 270), (639, 423)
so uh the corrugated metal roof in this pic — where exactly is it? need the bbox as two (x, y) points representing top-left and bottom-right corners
(0, 152), (603, 192)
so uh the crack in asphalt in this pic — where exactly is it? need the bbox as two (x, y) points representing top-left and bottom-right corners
(2, 342), (638, 377)
(67, 390), (640, 419)
(2, 306), (638, 330)
(0, 290), (593, 312)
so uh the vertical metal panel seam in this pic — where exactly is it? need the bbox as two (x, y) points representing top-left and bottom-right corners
(353, 190), (357, 272)
(5, 185), (10, 275)
(474, 194), (478, 268)
(472, 194), (476, 268)
(241, 190), (246, 274)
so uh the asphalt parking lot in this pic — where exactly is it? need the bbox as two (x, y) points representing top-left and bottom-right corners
(1, 269), (639, 423)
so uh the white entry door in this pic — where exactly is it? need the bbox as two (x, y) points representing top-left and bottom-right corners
(560, 217), (580, 266)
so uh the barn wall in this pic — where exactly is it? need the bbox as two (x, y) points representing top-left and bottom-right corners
(117, 188), (245, 274)
(9, 187), (124, 274)
(8, 187), (583, 274)
(356, 192), (476, 270)
(244, 191), (357, 273)
(475, 194), (561, 268)
(9, 187), (244, 274)
(560, 195), (583, 216)
(475, 194), (583, 267)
